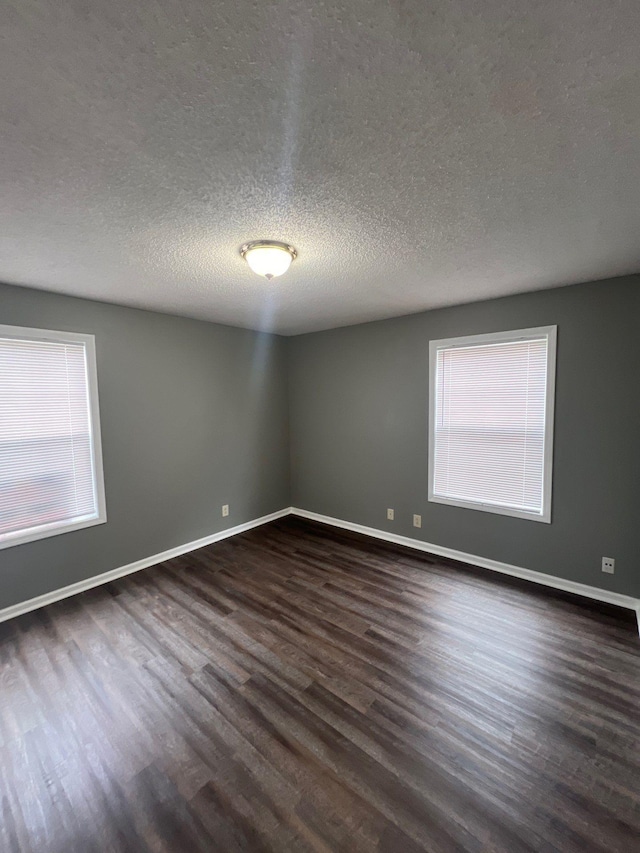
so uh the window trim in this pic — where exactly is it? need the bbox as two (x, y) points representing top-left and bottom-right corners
(0, 323), (107, 550)
(428, 325), (557, 523)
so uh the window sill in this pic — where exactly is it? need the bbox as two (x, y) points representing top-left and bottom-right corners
(428, 493), (551, 523)
(0, 513), (108, 551)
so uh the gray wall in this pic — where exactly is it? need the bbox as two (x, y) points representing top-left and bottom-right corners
(3, 274), (639, 611)
(0, 282), (290, 610)
(288, 276), (640, 598)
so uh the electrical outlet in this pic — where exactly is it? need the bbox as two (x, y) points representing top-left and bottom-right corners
(413, 514), (422, 528)
(387, 508), (394, 521)
(222, 504), (229, 517)
(601, 556), (615, 574)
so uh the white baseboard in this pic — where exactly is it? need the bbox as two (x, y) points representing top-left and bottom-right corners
(0, 508), (292, 625)
(3, 505), (638, 638)
(291, 507), (640, 635)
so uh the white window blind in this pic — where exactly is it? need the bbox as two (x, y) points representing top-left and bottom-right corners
(0, 325), (106, 549)
(429, 327), (556, 522)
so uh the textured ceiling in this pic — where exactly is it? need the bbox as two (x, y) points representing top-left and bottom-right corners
(1, 1), (639, 334)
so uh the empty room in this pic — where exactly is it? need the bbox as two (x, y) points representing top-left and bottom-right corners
(0, 1), (639, 851)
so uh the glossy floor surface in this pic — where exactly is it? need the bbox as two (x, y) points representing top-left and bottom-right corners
(1, 517), (639, 852)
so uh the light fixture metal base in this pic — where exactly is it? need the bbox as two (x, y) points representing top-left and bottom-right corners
(239, 240), (298, 260)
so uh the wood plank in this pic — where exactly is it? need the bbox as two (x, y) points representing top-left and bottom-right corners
(0, 517), (638, 852)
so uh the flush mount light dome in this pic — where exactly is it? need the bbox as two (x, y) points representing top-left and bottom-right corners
(240, 240), (297, 280)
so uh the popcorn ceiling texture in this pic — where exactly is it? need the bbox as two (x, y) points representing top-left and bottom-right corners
(1, 1), (639, 334)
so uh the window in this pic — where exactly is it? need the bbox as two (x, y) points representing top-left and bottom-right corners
(429, 326), (556, 522)
(0, 324), (106, 549)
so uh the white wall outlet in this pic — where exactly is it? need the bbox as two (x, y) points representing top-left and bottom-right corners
(413, 514), (422, 528)
(387, 508), (394, 521)
(222, 504), (229, 517)
(601, 557), (615, 574)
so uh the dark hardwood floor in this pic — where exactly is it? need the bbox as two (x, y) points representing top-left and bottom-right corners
(1, 517), (639, 853)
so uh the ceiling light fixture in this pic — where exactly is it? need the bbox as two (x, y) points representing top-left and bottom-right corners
(240, 240), (297, 280)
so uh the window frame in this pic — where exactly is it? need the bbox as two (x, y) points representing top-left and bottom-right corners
(428, 325), (557, 523)
(0, 323), (107, 550)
